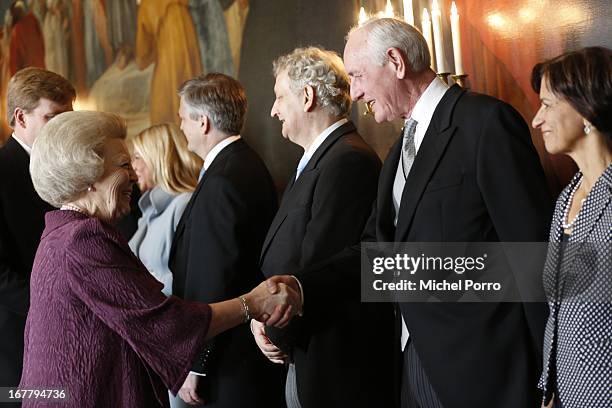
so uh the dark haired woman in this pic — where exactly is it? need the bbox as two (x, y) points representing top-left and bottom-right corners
(531, 46), (612, 408)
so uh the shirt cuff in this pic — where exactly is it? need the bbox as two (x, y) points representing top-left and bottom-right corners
(290, 275), (304, 316)
(189, 371), (207, 377)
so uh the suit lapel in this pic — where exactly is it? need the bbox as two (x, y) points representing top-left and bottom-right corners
(299, 121), (356, 176)
(377, 136), (402, 241)
(571, 167), (612, 243)
(170, 174), (204, 260)
(394, 85), (464, 241)
(555, 167), (612, 300)
(170, 139), (246, 259)
(260, 123), (355, 261)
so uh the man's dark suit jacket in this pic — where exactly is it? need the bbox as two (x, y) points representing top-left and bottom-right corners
(261, 121), (395, 407)
(300, 85), (554, 408)
(169, 139), (284, 407)
(0, 137), (54, 391)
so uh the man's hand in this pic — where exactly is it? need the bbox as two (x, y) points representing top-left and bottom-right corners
(250, 319), (288, 364)
(265, 275), (303, 326)
(245, 280), (301, 328)
(178, 373), (203, 406)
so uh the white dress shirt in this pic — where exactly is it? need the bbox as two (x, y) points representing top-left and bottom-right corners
(391, 77), (449, 351)
(199, 135), (241, 180)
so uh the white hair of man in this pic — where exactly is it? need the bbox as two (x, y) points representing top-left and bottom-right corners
(30, 111), (126, 208)
(349, 17), (431, 73)
(273, 46), (352, 117)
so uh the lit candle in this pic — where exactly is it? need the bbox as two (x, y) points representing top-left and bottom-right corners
(359, 6), (367, 26)
(450, 2), (464, 75)
(403, 0), (414, 26)
(421, 8), (435, 70)
(384, 0), (394, 18)
(431, 0), (447, 73)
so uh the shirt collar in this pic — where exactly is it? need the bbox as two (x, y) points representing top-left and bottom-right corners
(295, 118), (348, 180)
(203, 135), (241, 171)
(303, 118), (348, 158)
(409, 77), (449, 127)
(12, 133), (32, 155)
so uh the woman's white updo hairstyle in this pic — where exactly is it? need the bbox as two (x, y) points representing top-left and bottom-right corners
(30, 110), (126, 208)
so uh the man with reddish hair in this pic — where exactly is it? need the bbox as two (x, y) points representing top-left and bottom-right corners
(0, 67), (74, 398)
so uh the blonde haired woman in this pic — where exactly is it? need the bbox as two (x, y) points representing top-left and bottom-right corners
(129, 123), (202, 296)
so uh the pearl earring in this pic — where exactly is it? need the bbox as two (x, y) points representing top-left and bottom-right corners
(584, 124), (591, 135)
(87, 186), (93, 192)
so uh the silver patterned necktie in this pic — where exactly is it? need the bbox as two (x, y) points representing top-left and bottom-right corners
(401, 118), (418, 178)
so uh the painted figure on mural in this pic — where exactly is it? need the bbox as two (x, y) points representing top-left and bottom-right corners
(26, 0), (46, 25)
(222, 0), (249, 75)
(90, 43), (153, 119)
(0, 11), (13, 141)
(8, 1), (45, 76)
(42, 0), (68, 78)
(105, 0), (136, 54)
(136, 0), (202, 125)
(68, 0), (86, 93)
(188, 0), (234, 76)
(83, 0), (112, 88)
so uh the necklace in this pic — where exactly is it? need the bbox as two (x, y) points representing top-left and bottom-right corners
(60, 204), (90, 217)
(561, 178), (586, 229)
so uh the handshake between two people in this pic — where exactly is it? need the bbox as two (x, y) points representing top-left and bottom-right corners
(245, 275), (303, 328)
(250, 275), (303, 365)
(178, 275), (301, 406)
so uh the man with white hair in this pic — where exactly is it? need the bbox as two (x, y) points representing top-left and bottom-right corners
(343, 18), (553, 408)
(0, 67), (74, 399)
(252, 46), (394, 408)
(270, 18), (553, 408)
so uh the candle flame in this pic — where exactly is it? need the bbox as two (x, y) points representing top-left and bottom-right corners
(432, 0), (440, 15)
(451, 1), (458, 18)
(384, 0), (394, 17)
(403, 0), (414, 25)
(358, 6), (367, 25)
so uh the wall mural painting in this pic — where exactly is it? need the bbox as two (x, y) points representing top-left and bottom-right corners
(0, 0), (250, 142)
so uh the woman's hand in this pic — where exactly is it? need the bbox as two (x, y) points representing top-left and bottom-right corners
(245, 280), (300, 328)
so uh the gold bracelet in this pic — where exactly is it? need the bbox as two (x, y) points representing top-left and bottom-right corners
(239, 296), (250, 323)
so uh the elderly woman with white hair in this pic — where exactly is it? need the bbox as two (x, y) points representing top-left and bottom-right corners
(20, 111), (299, 407)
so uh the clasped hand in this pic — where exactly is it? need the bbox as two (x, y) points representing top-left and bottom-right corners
(179, 276), (301, 405)
(246, 275), (302, 328)
(251, 275), (302, 364)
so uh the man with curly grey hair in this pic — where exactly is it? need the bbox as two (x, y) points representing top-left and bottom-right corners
(252, 46), (395, 408)
(0, 67), (74, 396)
